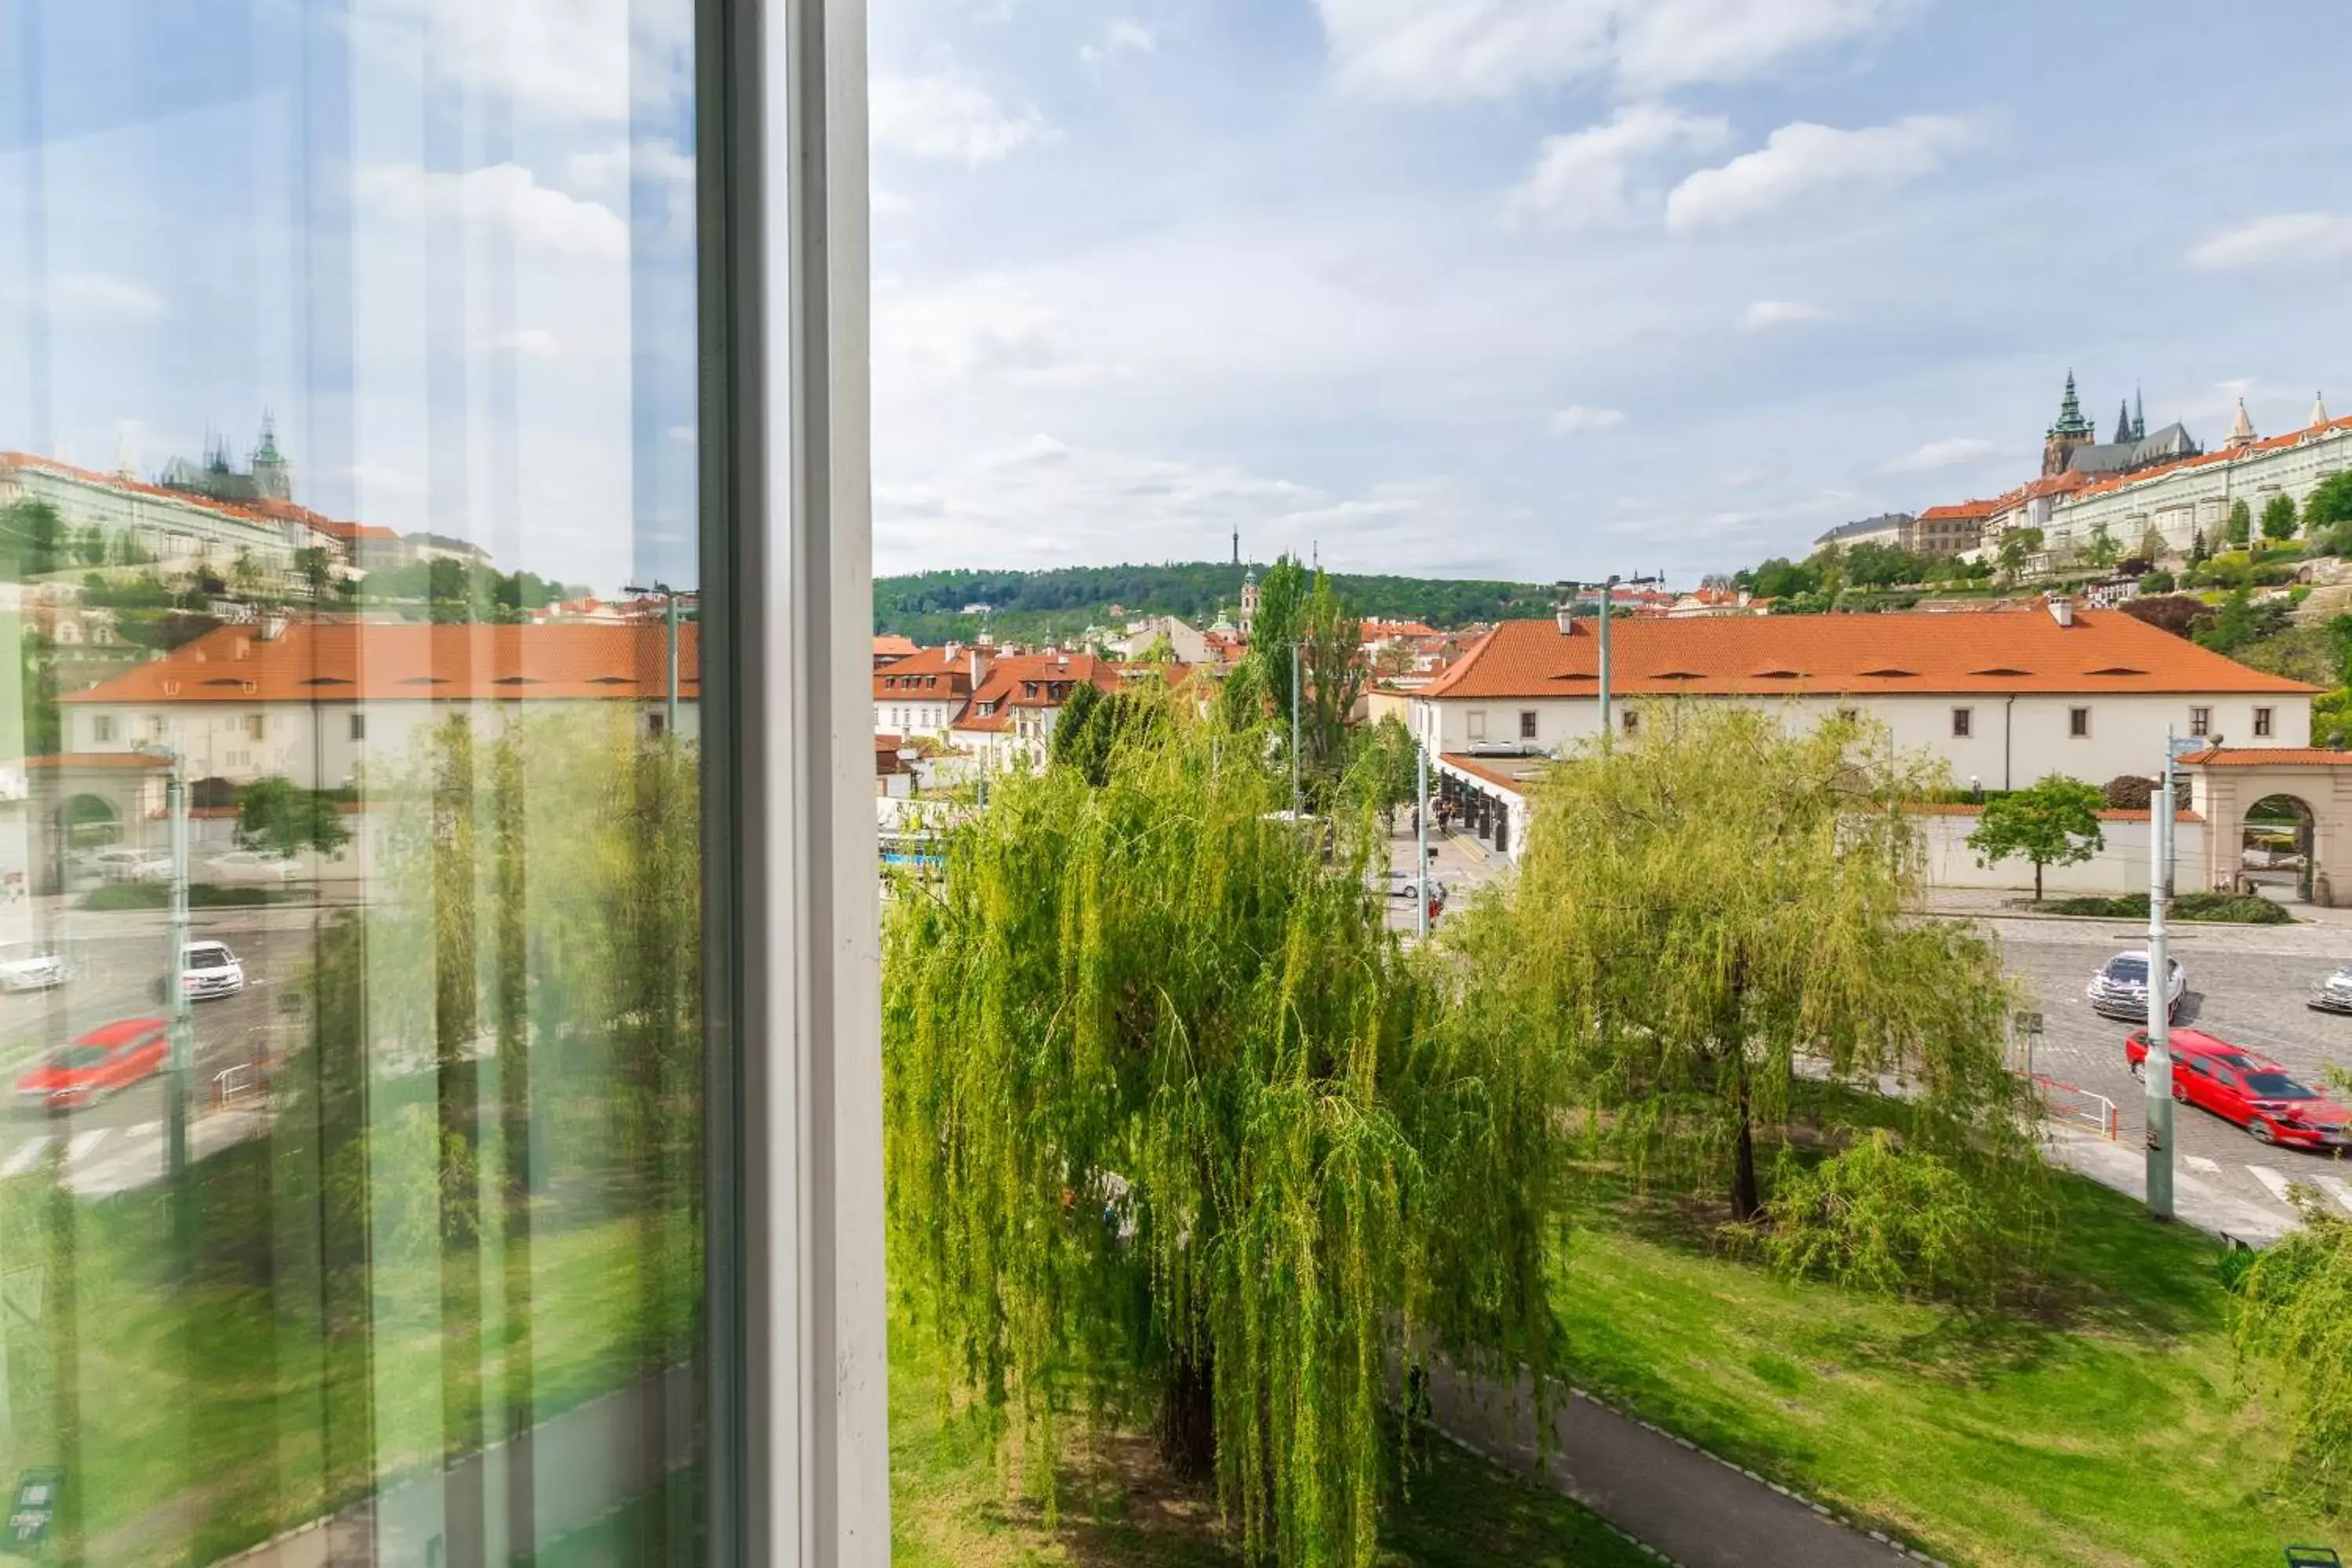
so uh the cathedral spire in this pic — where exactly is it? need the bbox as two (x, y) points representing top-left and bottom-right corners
(2227, 397), (2257, 450)
(2114, 399), (2133, 445)
(2047, 370), (2092, 437)
(2315, 390), (2332, 428)
(2132, 387), (2147, 442)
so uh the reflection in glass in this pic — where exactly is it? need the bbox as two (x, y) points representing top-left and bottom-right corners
(2, 0), (708, 1561)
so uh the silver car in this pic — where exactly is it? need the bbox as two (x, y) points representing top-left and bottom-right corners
(2086, 950), (2185, 1022)
(0, 941), (74, 993)
(2310, 965), (2352, 1014)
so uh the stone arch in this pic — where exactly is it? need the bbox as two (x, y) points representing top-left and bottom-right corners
(2240, 792), (2317, 902)
(2187, 753), (2352, 908)
(57, 792), (119, 848)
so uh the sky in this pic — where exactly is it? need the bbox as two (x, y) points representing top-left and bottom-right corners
(5, 0), (2350, 593)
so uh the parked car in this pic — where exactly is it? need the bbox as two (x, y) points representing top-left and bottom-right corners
(203, 849), (300, 885)
(182, 941), (245, 1000)
(2124, 1027), (2278, 1081)
(13, 1018), (168, 1112)
(1370, 866), (1441, 903)
(2172, 1056), (2352, 1150)
(2310, 965), (2352, 1014)
(2085, 950), (2186, 1021)
(0, 941), (74, 993)
(99, 848), (173, 884)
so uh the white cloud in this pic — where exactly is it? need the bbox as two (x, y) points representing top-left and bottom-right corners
(1504, 106), (1729, 230)
(1551, 405), (1628, 435)
(1742, 299), (1831, 330)
(2186, 212), (2352, 272)
(1314, 0), (1910, 102)
(52, 271), (166, 320)
(376, 0), (683, 125)
(1882, 437), (1998, 473)
(871, 183), (915, 218)
(564, 138), (694, 194)
(358, 163), (629, 262)
(1665, 114), (1982, 233)
(875, 276), (1110, 390)
(1081, 19), (1158, 73)
(871, 73), (1053, 165)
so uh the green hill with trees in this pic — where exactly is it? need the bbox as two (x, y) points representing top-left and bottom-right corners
(873, 561), (1553, 641)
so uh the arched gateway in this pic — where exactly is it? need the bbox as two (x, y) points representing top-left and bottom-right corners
(2183, 749), (2352, 907)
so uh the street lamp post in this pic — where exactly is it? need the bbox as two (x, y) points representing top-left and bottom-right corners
(2143, 728), (2205, 1221)
(624, 582), (685, 736)
(1416, 731), (1431, 940)
(134, 742), (194, 1260)
(1557, 572), (1663, 748)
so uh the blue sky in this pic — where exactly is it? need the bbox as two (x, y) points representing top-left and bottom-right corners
(5, 0), (2349, 593)
(869, 0), (2352, 583)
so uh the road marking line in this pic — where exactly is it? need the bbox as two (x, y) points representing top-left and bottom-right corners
(1, 1138), (56, 1178)
(66, 1128), (111, 1163)
(2318, 1175), (2352, 1215)
(2247, 1164), (2296, 1204)
(2185, 1155), (2221, 1174)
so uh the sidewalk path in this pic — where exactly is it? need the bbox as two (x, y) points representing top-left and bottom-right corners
(1418, 1359), (1928, 1568)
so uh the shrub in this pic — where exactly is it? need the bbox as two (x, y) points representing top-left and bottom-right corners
(2102, 774), (2155, 811)
(78, 882), (288, 911)
(1757, 1130), (2042, 1306)
(2037, 891), (2291, 924)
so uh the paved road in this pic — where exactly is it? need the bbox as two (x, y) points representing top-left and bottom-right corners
(1, 903), (318, 1194)
(1989, 913), (2352, 1236)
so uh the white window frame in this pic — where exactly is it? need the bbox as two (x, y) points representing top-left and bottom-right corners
(2190, 706), (2211, 738)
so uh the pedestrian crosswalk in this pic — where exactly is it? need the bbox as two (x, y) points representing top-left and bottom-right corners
(0, 1112), (270, 1196)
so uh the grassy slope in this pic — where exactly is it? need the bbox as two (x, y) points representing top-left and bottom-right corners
(1556, 1172), (2332, 1566)
(888, 1325), (1654, 1568)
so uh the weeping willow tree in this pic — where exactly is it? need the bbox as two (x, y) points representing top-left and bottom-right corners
(884, 695), (1560, 1568)
(1450, 702), (2038, 1226)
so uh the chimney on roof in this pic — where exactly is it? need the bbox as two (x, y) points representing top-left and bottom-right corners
(970, 645), (988, 689)
(258, 612), (287, 641)
(1555, 602), (1576, 636)
(2048, 595), (2075, 628)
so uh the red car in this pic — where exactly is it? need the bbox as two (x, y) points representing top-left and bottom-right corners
(2127, 1029), (2351, 1149)
(13, 1018), (169, 1112)
(2125, 1028), (2277, 1080)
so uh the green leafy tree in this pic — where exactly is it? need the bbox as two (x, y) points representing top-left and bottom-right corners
(235, 775), (353, 857)
(1759, 1128), (2043, 1306)
(2263, 494), (2301, 544)
(2231, 1194), (2352, 1501)
(1995, 527), (2043, 586)
(2227, 498), (2253, 548)
(2136, 526), (2168, 566)
(2189, 527), (2212, 564)
(1967, 775), (2104, 901)
(1453, 702), (2033, 1224)
(1298, 570), (1365, 784)
(2307, 473), (2352, 547)
(1345, 713), (1419, 828)
(2085, 521), (2121, 569)
(294, 546), (336, 601)
(1247, 554), (1309, 736)
(884, 699), (1560, 1566)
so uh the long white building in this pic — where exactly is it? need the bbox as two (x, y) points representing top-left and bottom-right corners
(1408, 601), (2315, 857)
(2046, 399), (2349, 558)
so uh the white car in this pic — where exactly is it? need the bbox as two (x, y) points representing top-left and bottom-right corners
(204, 849), (300, 885)
(2086, 949), (2186, 1022)
(99, 849), (173, 884)
(182, 941), (246, 1000)
(0, 941), (74, 993)
(2310, 965), (2352, 1015)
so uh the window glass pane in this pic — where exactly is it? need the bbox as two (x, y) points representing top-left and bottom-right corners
(2, 1), (707, 1563)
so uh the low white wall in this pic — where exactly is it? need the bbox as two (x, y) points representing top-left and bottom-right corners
(1917, 809), (2204, 895)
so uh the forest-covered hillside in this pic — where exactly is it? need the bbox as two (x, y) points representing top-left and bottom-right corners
(873, 561), (1552, 642)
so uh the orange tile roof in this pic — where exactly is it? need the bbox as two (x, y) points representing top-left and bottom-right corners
(1918, 499), (1998, 521)
(1415, 610), (2315, 701)
(873, 633), (921, 660)
(23, 753), (168, 770)
(2, 451), (394, 546)
(873, 646), (972, 700)
(1439, 753), (1545, 795)
(2176, 746), (2352, 768)
(955, 652), (1125, 734)
(59, 619), (699, 705)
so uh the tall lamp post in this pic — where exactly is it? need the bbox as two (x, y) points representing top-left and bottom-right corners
(624, 582), (687, 737)
(133, 742), (194, 1260)
(2143, 728), (2209, 1221)
(1556, 572), (1664, 747)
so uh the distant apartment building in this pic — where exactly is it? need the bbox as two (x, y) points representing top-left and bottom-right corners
(1813, 512), (1912, 552)
(873, 644), (976, 740)
(950, 651), (1127, 767)
(2, 451), (304, 577)
(1911, 499), (1997, 557)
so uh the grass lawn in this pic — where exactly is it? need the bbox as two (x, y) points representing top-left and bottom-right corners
(889, 1324), (1654, 1568)
(1555, 1167), (2337, 1566)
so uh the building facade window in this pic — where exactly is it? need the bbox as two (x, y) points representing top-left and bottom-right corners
(1622, 708), (1640, 735)
(92, 715), (115, 744)
(349, 712), (366, 742)
(245, 713), (266, 740)
(2255, 706), (2275, 737)
(2190, 706), (2212, 737)
(2070, 706), (2092, 738)
(1951, 707), (1973, 739)
(1519, 710), (1537, 741)
(1467, 710), (1486, 741)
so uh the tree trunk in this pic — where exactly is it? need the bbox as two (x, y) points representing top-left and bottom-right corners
(1159, 1346), (1218, 1483)
(1730, 1066), (1762, 1223)
(2034, 859), (2044, 902)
